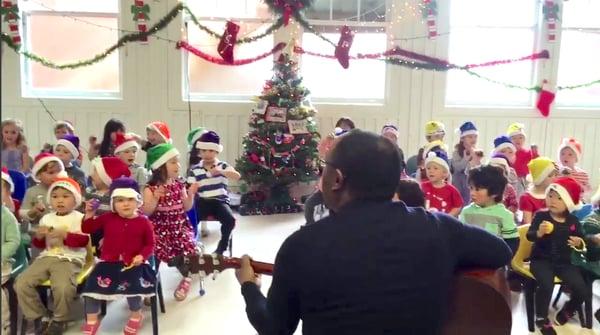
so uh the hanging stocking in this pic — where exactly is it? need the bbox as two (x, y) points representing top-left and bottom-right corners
(335, 25), (354, 69)
(218, 21), (240, 64)
(422, 0), (438, 40)
(542, 1), (559, 43)
(131, 0), (150, 44)
(2, 0), (21, 45)
(536, 80), (555, 118)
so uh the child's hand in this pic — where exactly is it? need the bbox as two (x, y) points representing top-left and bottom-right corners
(537, 221), (554, 237)
(84, 200), (98, 213)
(48, 228), (67, 240)
(568, 236), (584, 249)
(131, 255), (144, 267)
(35, 226), (49, 238)
(209, 165), (222, 176)
(153, 186), (166, 200)
(187, 182), (200, 195)
(592, 233), (600, 245)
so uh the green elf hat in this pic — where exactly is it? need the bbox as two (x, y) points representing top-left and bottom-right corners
(146, 143), (180, 170)
(187, 127), (207, 150)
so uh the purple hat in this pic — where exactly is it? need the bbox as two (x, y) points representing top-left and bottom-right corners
(196, 130), (223, 153)
(55, 134), (80, 159)
(109, 177), (142, 211)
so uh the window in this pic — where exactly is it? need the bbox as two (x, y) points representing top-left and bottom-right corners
(19, 0), (120, 99)
(555, 0), (600, 108)
(184, 0), (274, 100)
(301, 0), (387, 102)
(445, 0), (537, 106)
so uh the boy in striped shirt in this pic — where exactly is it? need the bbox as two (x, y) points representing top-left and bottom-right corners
(187, 131), (240, 255)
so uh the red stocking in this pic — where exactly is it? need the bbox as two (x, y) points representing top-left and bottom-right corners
(335, 26), (354, 69)
(536, 81), (555, 118)
(218, 21), (240, 64)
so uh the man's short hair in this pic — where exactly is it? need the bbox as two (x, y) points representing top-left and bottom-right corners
(329, 130), (401, 202)
(468, 165), (507, 203)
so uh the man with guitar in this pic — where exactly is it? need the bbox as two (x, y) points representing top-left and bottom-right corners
(236, 130), (513, 335)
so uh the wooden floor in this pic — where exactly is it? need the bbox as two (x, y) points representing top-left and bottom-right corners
(32, 213), (600, 334)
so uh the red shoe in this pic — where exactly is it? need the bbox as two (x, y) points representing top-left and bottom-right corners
(123, 315), (144, 335)
(81, 321), (101, 335)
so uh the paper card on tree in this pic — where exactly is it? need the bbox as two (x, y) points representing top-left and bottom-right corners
(288, 119), (309, 134)
(265, 107), (287, 123)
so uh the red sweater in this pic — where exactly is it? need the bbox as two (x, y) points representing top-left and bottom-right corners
(82, 212), (155, 264)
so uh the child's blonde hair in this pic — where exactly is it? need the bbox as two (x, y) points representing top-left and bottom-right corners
(1, 119), (27, 148)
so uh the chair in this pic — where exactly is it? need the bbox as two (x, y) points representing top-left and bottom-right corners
(511, 225), (589, 331)
(198, 215), (233, 257)
(20, 242), (95, 335)
(4, 242), (28, 335)
(405, 155), (418, 178)
(8, 170), (27, 203)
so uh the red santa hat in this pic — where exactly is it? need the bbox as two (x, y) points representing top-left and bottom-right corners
(558, 137), (582, 162)
(47, 177), (82, 207)
(91, 157), (131, 186)
(114, 132), (140, 154)
(31, 153), (65, 182)
(1, 167), (14, 193)
(146, 121), (172, 144)
(546, 176), (582, 213)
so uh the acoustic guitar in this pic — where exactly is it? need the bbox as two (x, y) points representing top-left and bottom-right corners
(198, 254), (512, 335)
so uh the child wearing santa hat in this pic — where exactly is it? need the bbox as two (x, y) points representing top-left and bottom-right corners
(81, 177), (155, 335)
(141, 121), (172, 154)
(527, 177), (590, 335)
(143, 143), (201, 301)
(19, 153), (65, 228)
(1, 175), (20, 335)
(54, 134), (87, 191)
(114, 133), (148, 192)
(381, 124), (406, 177)
(557, 137), (592, 201)
(186, 127), (207, 169)
(579, 174), (600, 323)
(416, 121), (447, 181)
(519, 157), (558, 225)
(488, 154), (519, 217)
(451, 121), (481, 204)
(187, 131), (240, 255)
(507, 123), (539, 188)
(421, 150), (463, 217)
(16, 177), (89, 334)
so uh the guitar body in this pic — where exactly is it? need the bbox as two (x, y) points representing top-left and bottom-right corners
(199, 255), (512, 335)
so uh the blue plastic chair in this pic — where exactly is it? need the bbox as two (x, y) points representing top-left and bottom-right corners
(8, 170), (27, 202)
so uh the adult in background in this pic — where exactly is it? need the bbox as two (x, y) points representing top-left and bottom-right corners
(237, 130), (512, 335)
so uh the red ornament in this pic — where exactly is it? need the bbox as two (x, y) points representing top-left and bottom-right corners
(218, 21), (240, 64)
(536, 80), (555, 118)
(335, 26), (355, 69)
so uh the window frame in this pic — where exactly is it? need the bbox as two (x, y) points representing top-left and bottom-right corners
(19, 6), (123, 100)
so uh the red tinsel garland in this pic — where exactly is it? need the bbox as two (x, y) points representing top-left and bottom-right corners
(177, 41), (287, 66)
(293, 46), (549, 69)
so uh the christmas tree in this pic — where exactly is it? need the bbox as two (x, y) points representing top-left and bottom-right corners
(236, 53), (320, 215)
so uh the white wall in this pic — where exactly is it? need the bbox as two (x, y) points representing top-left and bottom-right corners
(2, 0), (599, 189)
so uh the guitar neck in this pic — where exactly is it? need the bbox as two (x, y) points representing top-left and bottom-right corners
(226, 257), (274, 276)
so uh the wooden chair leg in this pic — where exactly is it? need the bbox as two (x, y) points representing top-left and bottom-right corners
(524, 280), (536, 332)
(552, 284), (563, 309)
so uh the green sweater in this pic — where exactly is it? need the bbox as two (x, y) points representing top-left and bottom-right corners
(1, 205), (21, 264)
(459, 203), (518, 239)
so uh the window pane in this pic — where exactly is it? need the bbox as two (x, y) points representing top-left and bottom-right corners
(25, 14), (120, 94)
(449, 0), (536, 27)
(186, 21), (275, 97)
(562, 0), (600, 28)
(305, 0), (385, 22)
(301, 32), (386, 101)
(556, 31), (600, 107)
(19, 0), (118, 13)
(446, 28), (534, 106)
(186, 0), (271, 19)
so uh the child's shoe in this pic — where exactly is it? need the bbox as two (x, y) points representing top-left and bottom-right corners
(535, 318), (557, 335)
(174, 277), (192, 301)
(554, 305), (576, 325)
(123, 315), (144, 335)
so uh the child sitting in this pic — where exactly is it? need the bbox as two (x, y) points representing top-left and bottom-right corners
(459, 165), (519, 253)
(19, 153), (65, 228)
(417, 121), (446, 181)
(579, 179), (600, 322)
(142, 121), (171, 154)
(1, 176), (20, 335)
(88, 118), (126, 160)
(143, 143), (201, 301)
(81, 177), (155, 335)
(421, 150), (463, 217)
(451, 121), (480, 204)
(381, 124), (406, 176)
(15, 178), (89, 335)
(488, 154), (519, 216)
(520, 157), (558, 225)
(1, 118), (32, 173)
(527, 177), (590, 335)
(187, 131), (241, 255)
(114, 133), (148, 192)
(557, 137), (592, 201)
(507, 123), (538, 192)
(393, 179), (425, 207)
(42, 121), (83, 167)
(86, 157), (131, 215)
(54, 134), (87, 191)
(492, 135), (522, 196)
